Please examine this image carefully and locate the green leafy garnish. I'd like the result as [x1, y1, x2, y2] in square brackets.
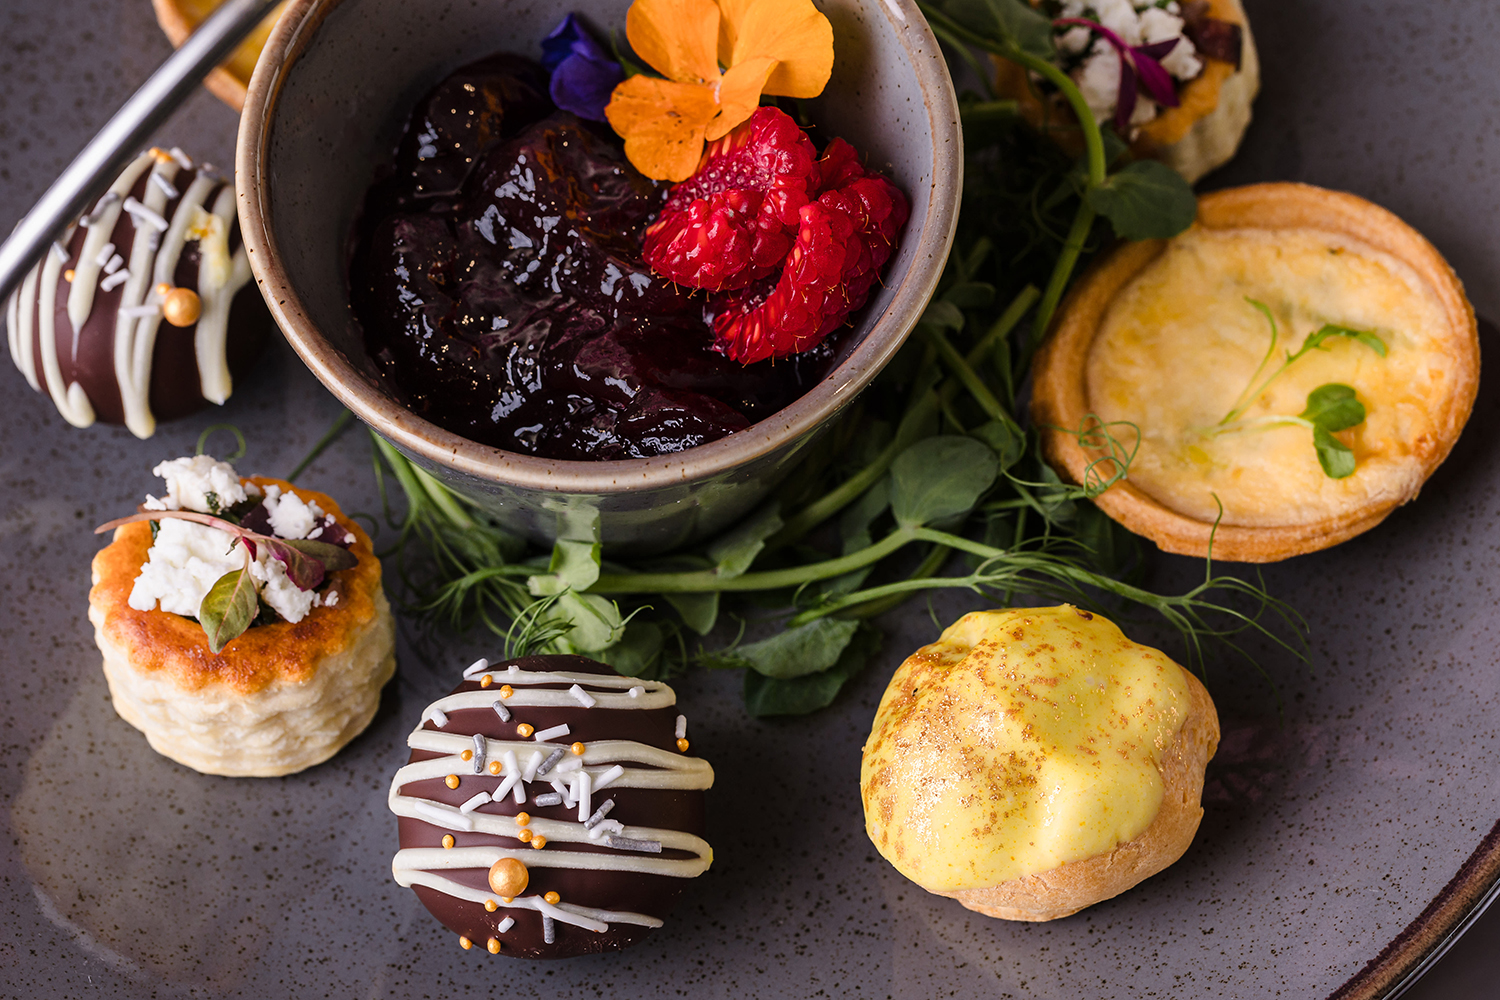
[1084, 160, 1198, 241]
[198, 551, 258, 653]
[1214, 300, 1385, 478]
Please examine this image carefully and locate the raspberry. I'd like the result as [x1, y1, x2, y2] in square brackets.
[712, 167, 909, 365]
[644, 107, 819, 289]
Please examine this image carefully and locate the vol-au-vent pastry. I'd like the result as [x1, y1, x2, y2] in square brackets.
[861, 606, 1219, 922]
[390, 655, 713, 958]
[1032, 182, 1479, 562]
[89, 455, 395, 776]
[6, 146, 267, 438]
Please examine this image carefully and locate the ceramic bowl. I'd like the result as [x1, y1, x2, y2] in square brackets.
[236, 0, 960, 551]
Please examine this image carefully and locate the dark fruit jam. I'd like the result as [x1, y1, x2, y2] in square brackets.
[349, 55, 846, 461]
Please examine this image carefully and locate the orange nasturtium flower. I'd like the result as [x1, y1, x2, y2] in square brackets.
[604, 0, 834, 181]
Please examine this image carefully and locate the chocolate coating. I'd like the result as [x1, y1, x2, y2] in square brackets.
[350, 55, 846, 460]
[18, 164, 268, 427]
[395, 655, 710, 959]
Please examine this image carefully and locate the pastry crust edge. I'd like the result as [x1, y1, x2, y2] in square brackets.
[938, 666, 1220, 922]
[1030, 182, 1481, 563]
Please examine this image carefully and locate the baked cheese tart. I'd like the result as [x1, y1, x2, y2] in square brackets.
[1032, 182, 1479, 562]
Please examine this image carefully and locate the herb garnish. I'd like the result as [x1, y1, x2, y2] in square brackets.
[95, 508, 358, 652]
[353, 0, 1305, 714]
[1211, 298, 1386, 479]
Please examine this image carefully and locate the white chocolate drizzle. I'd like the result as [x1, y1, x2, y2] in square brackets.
[389, 662, 714, 942]
[4, 149, 253, 437]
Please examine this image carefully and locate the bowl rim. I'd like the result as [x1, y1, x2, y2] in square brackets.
[235, 0, 961, 495]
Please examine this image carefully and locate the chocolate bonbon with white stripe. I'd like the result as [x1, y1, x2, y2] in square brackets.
[389, 654, 713, 958]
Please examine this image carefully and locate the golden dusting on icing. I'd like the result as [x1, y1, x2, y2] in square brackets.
[859, 606, 1191, 891]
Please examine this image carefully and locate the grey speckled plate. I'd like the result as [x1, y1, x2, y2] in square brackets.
[3, 0, 1500, 997]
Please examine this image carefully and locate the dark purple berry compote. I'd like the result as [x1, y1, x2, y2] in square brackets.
[349, 54, 845, 461]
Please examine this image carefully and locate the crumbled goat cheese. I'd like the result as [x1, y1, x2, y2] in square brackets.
[150, 455, 249, 512]
[128, 456, 336, 626]
[1140, 7, 1202, 79]
[1061, 2, 1202, 127]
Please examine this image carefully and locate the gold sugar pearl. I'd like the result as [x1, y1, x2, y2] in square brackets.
[461, 750, 473, 761]
[499, 684, 514, 699]
[63, 269, 76, 282]
[543, 891, 561, 905]
[517, 828, 533, 843]
[442, 835, 455, 849]
[161, 286, 202, 327]
[480, 674, 493, 688]
[484, 899, 498, 912]
[459, 935, 472, 950]
[487, 938, 501, 954]
[516, 723, 535, 738]
[514, 812, 531, 827]
[488, 760, 502, 775]
[570, 742, 586, 756]
[530, 835, 548, 850]
[154, 282, 172, 296]
[677, 738, 690, 752]
[501, 895, 514, 904]
[487, 856, 529, 897]
[444, 774, 460, 789]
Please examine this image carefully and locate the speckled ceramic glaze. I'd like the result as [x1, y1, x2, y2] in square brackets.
[5, 1, 1500, 998]
[235, 0, 961, 552]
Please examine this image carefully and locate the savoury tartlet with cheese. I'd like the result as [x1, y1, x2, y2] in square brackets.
[861, 606, 1218, 921]
[1032, 182, 1479, 562]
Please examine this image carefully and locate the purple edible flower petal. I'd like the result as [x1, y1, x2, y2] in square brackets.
[1054, 17, 1183, 129]
[1131, 39, 1181, 108]
[542, 13, 624, 122]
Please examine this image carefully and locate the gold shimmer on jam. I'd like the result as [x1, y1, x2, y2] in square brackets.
[389, 658, 714, 954]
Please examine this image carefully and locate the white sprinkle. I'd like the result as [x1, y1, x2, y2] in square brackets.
[587, 819, 624, 840]
[497, 917, 515, 933]
[123, 196, 169, 232]
[169, 147, 194, 170]
[118, 303, 161, 318]
[535, 747, 566, 777]
[675, 715, 687, 740]
[103, 253, 124, 274]
[491, 699, 511, 723]
[553, 756, 583, 775]
[99, 269, 130, 292]
[94, 242, 116, 267]
[471, 733, 488, 774]
[533, 792, 563, 807]
[533, 723, 571, 743]
[575, 769, 593, 822]
[512, 782, 526, 805]
[50, 241, 69, 264]
[549, 778, 569, 800]
[97, 191, 120, 211]
[427, 707, 449, 728]
[521, 750, 543, 783]
[150, 173, 180, 199]
[542, 915, 556, 945]
[413, 800, 473, 831]
[583, 799, 615, 830]
[145, 230, 160, 251]
[628, 686, 644, 698]
[568, 684, 597, 708]
[605, 835, 663, 854]
[593, 765, 626, 792]
[458, 791, 492, 814]
[463, 658, 491, 678]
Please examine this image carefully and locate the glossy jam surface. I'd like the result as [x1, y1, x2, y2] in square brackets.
[860, 606, 1192, 890]
[350, 55, 844, 460]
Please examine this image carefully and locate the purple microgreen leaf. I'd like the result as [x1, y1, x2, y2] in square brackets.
[1114, 55, 1137, 134]
[280, 538, 360, 574]
[237, 502, 274, 536]
[240, 536, 257, 560]
[95, 508, 248, 536]
[1131, 47, 1181, 108]
[199, 557, 258, 654]
[1136, 37, 1180, 62]
[260, 538, 327, 591]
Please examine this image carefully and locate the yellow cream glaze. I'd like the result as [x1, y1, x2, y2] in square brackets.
[860, 606, 1191, 892]
[1086, 227, 1459, 526]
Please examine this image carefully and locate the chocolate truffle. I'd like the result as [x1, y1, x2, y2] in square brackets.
[6, 146, 266, 438]
[389, 655, 713, 958]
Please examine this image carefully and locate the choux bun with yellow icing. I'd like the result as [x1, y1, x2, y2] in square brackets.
[860, 606, 1219, 921]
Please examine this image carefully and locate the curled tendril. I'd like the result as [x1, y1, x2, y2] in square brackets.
[195, 423, 247, 462]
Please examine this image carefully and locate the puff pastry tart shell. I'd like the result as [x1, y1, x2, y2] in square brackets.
[1031, 183, 1479, 563]
[88, 477, 396, 776]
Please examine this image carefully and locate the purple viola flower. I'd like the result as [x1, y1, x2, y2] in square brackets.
[541, 13, 625, 122]
[1055, 18, 1181, 134]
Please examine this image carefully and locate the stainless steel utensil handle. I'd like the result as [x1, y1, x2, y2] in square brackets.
[0, 0, 282, 304]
